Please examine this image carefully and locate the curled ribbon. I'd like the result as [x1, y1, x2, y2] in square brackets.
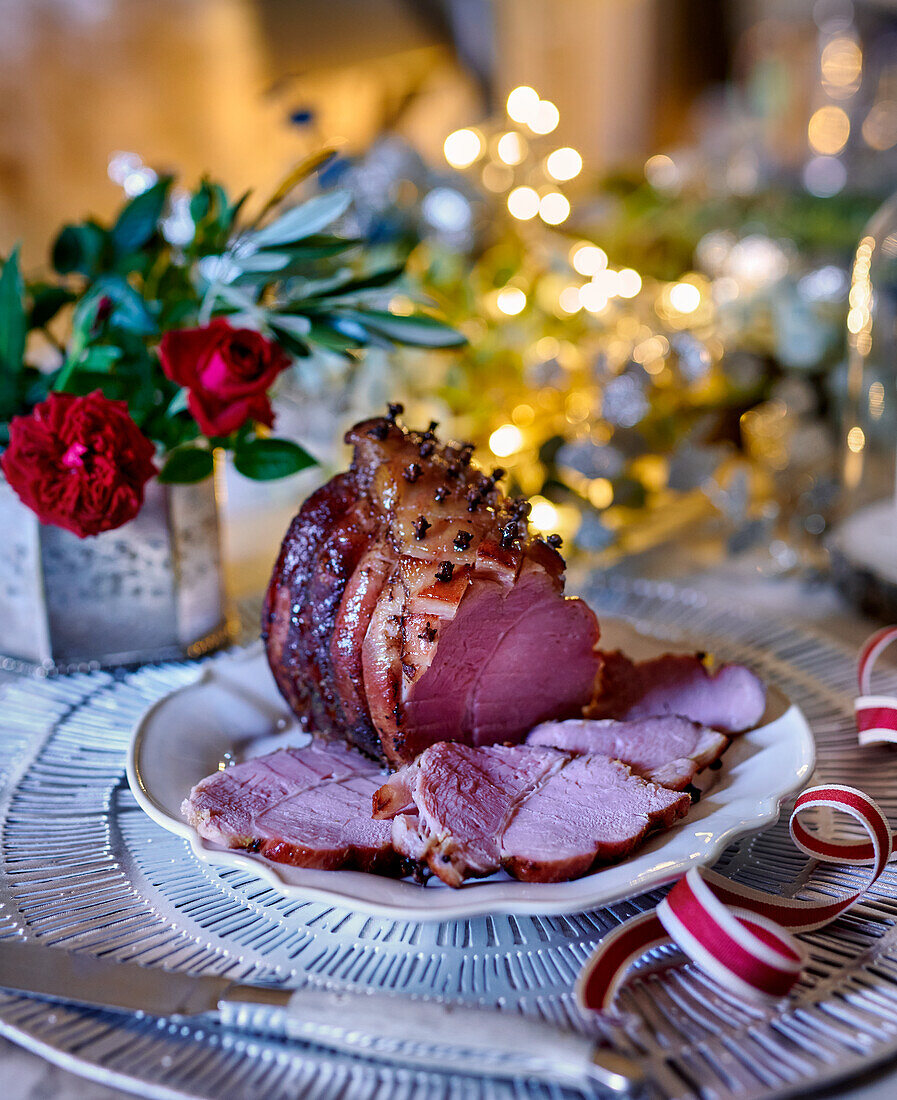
[856, 625, 897, 746]
[577, 628, 897, 1016]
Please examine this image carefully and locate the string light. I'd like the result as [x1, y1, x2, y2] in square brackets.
[507, 186, 540, 220]
[496, 287, 527, 315]
[579, 282, 609, 313]
[528, 100, 560, 135]
[497, 131, 527, 165]
[558, 286, 582, 313]
[443, 128, 483, 168]
[489, 423, 524, 456]
[669, 282, 701, 313]
[506, 86, 540, 124]
[571, 244, 607, 276]
[617, 268, 642, 298]
[808, 106, 850, 156]
[546, 147, 582, 181]
[529, 497, 560, 531]
[539, 191, 570, 224]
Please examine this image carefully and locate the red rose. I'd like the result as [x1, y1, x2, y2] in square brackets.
[158, 319, 290, 436]
[1, 390, 158, 538]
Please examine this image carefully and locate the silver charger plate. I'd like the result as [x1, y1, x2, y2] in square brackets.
[1, 577, 897, 1100]
[128, 622, 813, 921]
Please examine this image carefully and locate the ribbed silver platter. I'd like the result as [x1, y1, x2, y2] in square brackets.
[1, 578, 897, 1099]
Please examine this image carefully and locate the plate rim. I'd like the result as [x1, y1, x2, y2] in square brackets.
[126, 637, 817, 921]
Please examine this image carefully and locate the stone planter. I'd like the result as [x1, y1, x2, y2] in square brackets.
[0, 476, 231, 672]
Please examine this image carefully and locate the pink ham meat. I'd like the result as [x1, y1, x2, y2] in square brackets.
[590, 651, 767, 733]
[373, 742, 689, 886]
[181, 742, 396, 874]
[263, 408, 601, 764]
[526, 715, 729, 790]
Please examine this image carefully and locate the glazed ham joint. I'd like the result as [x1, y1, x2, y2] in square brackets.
[184, 407, 767, 888]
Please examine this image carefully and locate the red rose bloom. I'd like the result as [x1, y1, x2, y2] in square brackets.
[158, 320, 290, 436]
[1, 390, 158, 538]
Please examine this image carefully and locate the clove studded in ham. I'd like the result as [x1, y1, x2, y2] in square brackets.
[181, 741, 396, 873]
[526, 715, 729, 790]
[373, 742, 690, 886]
[263, 408, 601, 765]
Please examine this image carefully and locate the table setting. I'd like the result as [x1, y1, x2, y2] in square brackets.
[8, 3, 897, 1097]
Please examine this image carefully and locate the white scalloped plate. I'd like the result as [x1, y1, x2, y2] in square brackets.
[127, 618, 815, 920]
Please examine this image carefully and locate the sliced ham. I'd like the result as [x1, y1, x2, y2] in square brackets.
[373, 742, 690, 886]
[181, 742, 396, 874]
[590, 651, 767, 733]
[263, 408, 600, 764]
[526, 715, 729, 790]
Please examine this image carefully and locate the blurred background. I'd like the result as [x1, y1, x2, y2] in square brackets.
[3, 0, 897, 604]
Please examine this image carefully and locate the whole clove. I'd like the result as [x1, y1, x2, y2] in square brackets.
[387, 402, 404, 421]
[453, 530, 473, 552]
[434, 485, 450, 502]
[546, 533, 563, 549]
[413, 515, 432, 540]
[367, 423, 390, 440]
[403, 462, 422, 483]
[500, 522, 520, 549]
[418, 621, 437, 643]
[435, 560, 455, 583]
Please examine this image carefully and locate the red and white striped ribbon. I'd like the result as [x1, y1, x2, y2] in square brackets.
[578, 627, 897, 1016]
[856, 625, 897, 746]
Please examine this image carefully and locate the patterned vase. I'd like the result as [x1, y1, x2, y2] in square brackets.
[0, 475, 231, 672]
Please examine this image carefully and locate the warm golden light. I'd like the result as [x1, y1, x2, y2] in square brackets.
[579, 282, 609, 313]
[617, 268, 642, 298]
[571, 244, 607, 276]
[489, 423, 524, 457]
[847, 425, 866, 453]
[587, 478, 614, 509]
[528, 100, 560, 135]
[546, 147, 582, 181]
[443, 128, 483, 168]
[496, 286, 527, 315]
[590, 269, 620, 298]
[870, 380, 885, 420]
[512, 403, 535, 426]
[507, 86, 540, 123]
[645, 154, 679, 190]
[558, 286, 582, 313]
[529, 497, 560, 531]
[497, 131, 527, 165]
[862, 102, 897, 151]
[669, 282, 701, 313]
[539, 191, 570, 224]
[808, 106, 850, 155]
[507, 186, 540, 220]
[821, 36, 862, 95]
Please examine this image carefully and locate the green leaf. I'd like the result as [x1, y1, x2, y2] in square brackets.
[77, 345, 122, 372]
[165, 388, 190, 416]
[254, 148, 337, 224]
[305, 319, 365, 354]
[268, 313, 312, 338]
[233, 436, 316, 480]
[0, 248, 26, 396]
[0, 247, 26, 418]
[232, 250, 294, 274]
[340, 309, 466, 348]
[51, 222, 107, 276]
[111, 176, 173, 255]
[78, 275, 156, 336]
[250, 190, 352, 250]
[29, 284, 75, 329]
[157, 445, 214, 484]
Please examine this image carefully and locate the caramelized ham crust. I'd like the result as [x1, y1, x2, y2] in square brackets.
[263, 410, 601, 763]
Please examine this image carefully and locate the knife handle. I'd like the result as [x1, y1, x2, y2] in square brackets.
[218, 983, 642, 1094]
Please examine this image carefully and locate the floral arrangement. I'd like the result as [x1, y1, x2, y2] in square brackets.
[0, 159, 462, 537]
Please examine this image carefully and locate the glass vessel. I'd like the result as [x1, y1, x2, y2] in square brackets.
[829, 191, 897, 618]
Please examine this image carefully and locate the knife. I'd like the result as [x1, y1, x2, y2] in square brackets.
[0, 939, 643, 1094]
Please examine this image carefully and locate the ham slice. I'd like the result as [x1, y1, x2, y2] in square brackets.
[373, 742, 690, 886]
[181, 742, 396, 874]
[590, 651, 766, 733]
[526, 715, 729, 790]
